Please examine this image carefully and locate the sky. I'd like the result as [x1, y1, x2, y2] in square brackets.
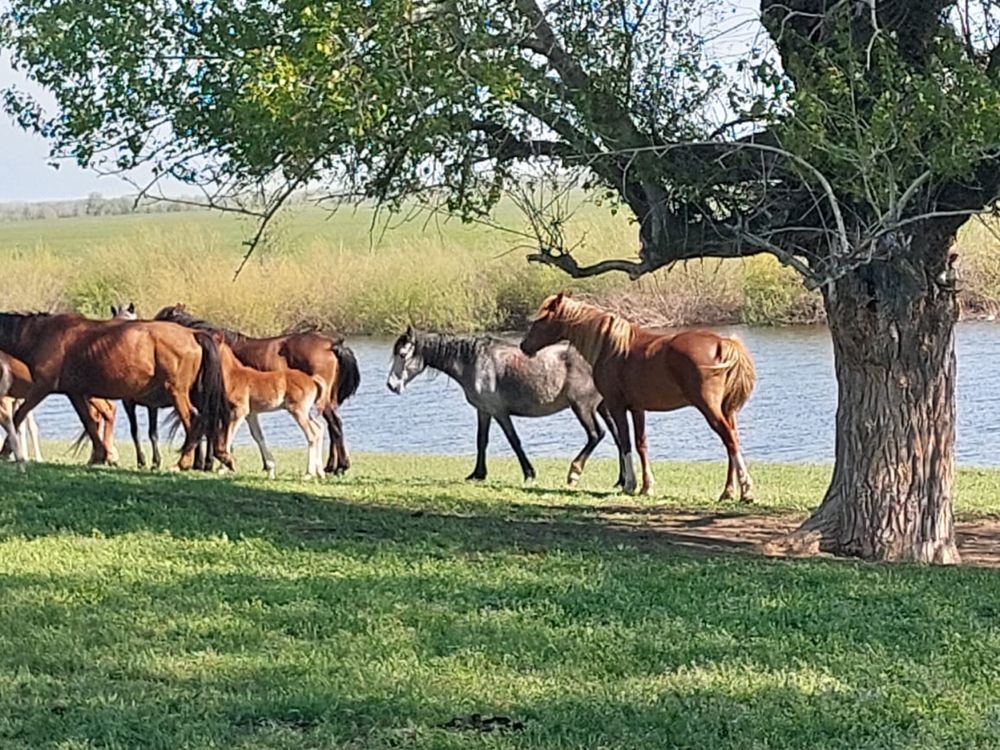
[0, 0, 764, 203]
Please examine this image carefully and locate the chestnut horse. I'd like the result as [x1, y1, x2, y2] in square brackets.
[0, 351, 119, 463]
[0, 312, 234, 471]
[214, 335, 328, 479]
[153, 305, 360, 474]
[521, 293, 756, 500]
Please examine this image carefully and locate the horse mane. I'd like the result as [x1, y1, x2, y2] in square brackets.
[546, 297, 634, 361]
[412, 331, 494, 370]
[152, 306, 248, 347]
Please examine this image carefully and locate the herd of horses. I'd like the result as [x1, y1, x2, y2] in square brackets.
[0, 293, 757, 500]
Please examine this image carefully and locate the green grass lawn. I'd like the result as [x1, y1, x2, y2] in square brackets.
[1, 451, 1000, 749]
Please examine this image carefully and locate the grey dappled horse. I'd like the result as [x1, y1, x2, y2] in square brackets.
[387, 327, 623, 486]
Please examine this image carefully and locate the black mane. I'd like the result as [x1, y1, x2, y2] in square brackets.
[0, 312, 53, 356]
[412, 331, 504, 370]
[153, 306, 248, 346]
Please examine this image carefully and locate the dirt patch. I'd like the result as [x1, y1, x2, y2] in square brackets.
[590, 505, 1000, 567]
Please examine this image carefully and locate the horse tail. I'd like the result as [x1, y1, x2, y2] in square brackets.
[719, 336, 756, 417]
[190, 331, 231, 451]
[332, 343, 361, 405]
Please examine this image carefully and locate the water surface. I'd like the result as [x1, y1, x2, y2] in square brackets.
[30, 323, 1000, 466]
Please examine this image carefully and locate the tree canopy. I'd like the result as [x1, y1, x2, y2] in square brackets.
[4, 1, 1000, 281]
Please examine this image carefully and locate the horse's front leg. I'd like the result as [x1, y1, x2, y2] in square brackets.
[148, 406, 162, 469]
[67, 394, 110, 465]
[0, 399, 24, 467]
[567, 402, 605, 486]
[26, 411, 42, 462]
[631, 408, 654, 496]
[494, 413, 535, 483]
[466, 410, 490, 481]
[123, 400, 146, 468]
[608, 405, 635, 494]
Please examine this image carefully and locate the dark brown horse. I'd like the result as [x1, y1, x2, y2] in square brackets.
[153, 305, 361, 474]
[0, 312, 234, 470]
[521, 293, 756, 500]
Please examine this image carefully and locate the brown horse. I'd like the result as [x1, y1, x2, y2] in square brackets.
[214, 335, 328, 478]
[0, 350, 119, 463]
[153, 305, 361, 474]
[0, 312, 234, 471]
[521, 293, 756, 500]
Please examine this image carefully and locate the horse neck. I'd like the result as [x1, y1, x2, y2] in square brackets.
[0, 315, 45, 363]
[415, 333, 472, 382]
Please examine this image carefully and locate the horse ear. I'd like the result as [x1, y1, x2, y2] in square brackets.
[405, 324, 414, 338]
[110, 305, 118, 317]
[127, 302, 135, 314]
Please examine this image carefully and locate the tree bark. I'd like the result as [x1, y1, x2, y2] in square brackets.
[765, 228, 961, 563]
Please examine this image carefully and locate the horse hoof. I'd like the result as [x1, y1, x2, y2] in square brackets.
[465, 474, 486, 482]
[740, 493, 755, 504]
[266, 469, 277, 480]
[567, 470, 581, 487]
[719, 491, 736, 502]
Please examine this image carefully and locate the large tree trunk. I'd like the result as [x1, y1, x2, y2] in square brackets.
[765, 229, 961, 563]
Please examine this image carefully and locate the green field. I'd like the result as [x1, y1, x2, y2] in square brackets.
[2, 450, 1000, 749]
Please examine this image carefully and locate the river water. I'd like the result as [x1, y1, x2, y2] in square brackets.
[26, 322, 1000, 466]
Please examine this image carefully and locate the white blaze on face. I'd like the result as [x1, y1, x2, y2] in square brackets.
[386, 342, 416, 393]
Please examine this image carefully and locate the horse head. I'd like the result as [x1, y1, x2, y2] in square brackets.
[386, 326, 425, 394]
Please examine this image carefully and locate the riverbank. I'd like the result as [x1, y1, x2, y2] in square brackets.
[3, 452, 1000, 748]
[2, 205, 997, 334]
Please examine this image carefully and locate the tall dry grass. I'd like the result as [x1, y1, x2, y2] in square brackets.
[2, 207, 997, 333]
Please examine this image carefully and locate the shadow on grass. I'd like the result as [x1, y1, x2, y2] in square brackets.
[2, 464, 1000, 748]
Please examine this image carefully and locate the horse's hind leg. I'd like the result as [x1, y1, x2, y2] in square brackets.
[322, 405, 339, 474]
[467, 410, 491, 481]
[247, 413, 277, 479]
[124, 400, 146, 468]
[567, 402, 605, 486]
[494, 413, 535, 483]
[697, 401, 753, 502]
[323, 405, 351, 475]
[292, 407, 323, 479]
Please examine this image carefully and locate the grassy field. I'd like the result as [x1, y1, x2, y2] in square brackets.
[2, 449, 1000, 749]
